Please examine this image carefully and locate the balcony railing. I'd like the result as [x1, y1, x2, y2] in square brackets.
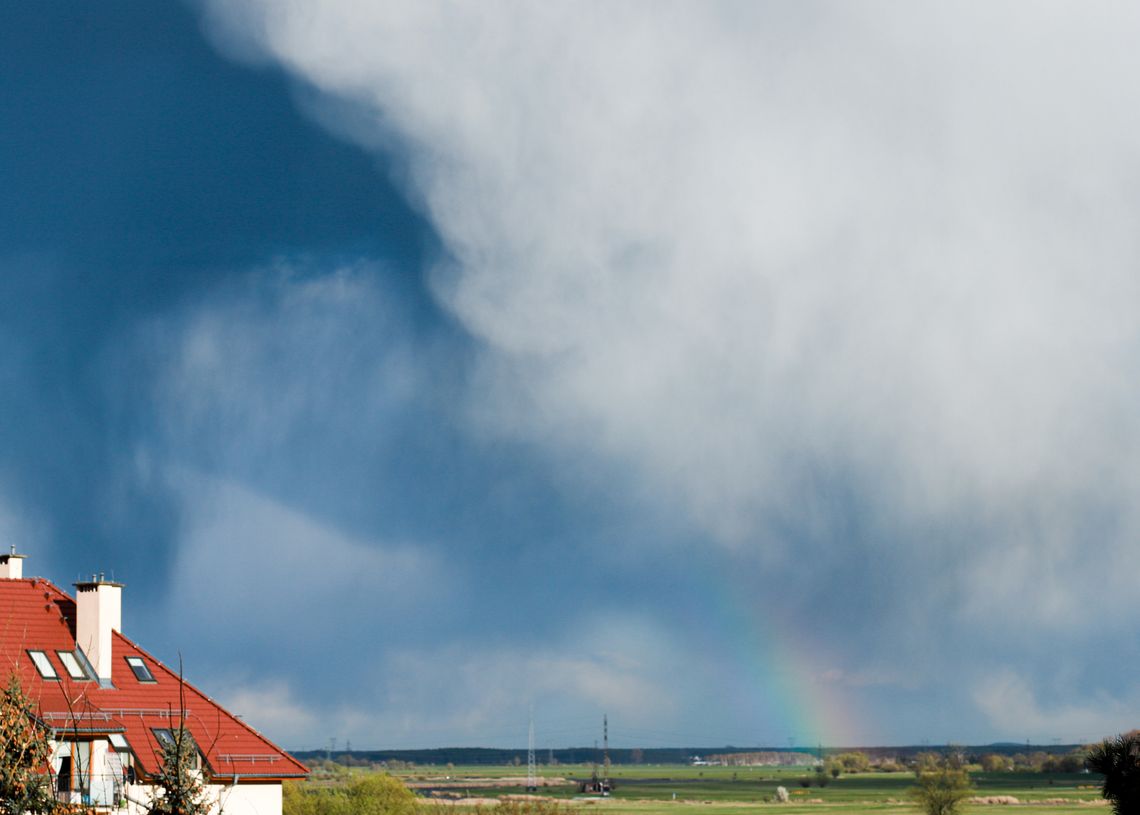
[54, 772, 124, 809]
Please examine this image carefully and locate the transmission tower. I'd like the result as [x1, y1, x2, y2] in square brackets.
[602, 714, 612, 794]
[527, 709, 537, 792]
[603, 714, 611, 787]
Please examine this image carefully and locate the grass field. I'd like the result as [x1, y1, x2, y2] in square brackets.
[381, 763, 1106, 815]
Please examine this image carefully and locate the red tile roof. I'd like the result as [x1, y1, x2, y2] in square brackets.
[0, 577, 308, 781]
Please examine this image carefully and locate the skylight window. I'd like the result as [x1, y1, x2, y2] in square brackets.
[108, 733, 131, 752]
[125, 656, 155, 682]
[28, 650, 58, 680]
[152, 728, 199, 767]
[57, 650, 92, 681]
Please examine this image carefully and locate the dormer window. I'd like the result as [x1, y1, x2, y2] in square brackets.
[28, 650, 58, 680]
[125, 656, 155, 682]
[57, 650, 93, 681]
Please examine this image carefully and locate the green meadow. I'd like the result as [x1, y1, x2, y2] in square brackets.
[383, 763, 1105, 815]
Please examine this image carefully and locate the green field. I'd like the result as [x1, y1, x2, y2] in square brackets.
[381, 763, 1106, 815]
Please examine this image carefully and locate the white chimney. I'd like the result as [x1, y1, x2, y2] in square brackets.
[0, 547, 25, 579]
[74, 574, 123, 685]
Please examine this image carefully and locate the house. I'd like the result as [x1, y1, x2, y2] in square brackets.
[0, 550, 308, 815]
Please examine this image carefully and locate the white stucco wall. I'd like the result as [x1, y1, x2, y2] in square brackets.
[121, 780, 282, 815]
[51, 739, 283, 815]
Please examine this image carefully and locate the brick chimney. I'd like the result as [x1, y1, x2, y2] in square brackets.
[74, 574, 123, 686]
[0, 546, 25, 579]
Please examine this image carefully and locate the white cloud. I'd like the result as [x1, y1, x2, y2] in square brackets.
[211, 618, 675, 749]
[147, 263, 426, 466]
[198, 1, 1140, 629]
[163, 469, 445, 635]
[195, 2, 1140, 740]
[371, 621, 676, 748]
[214, 679, 320, 748]
[974, 669, 1137, 744]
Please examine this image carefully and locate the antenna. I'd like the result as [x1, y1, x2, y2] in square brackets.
[527, 708, 537, 792]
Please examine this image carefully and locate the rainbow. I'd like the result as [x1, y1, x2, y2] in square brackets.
[700, 563, 865, 750]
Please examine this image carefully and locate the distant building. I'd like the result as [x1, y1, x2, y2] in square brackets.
[0, 550, 307, 815]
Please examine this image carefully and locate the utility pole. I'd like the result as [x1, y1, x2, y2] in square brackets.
[527, 708, 537, 792]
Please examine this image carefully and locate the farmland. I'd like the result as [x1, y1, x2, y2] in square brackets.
[353, 763, 1106, 815]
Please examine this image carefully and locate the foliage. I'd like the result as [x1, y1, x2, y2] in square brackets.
[834, 752, 871, 773]
[910, 761, 974, 815]
[0, 673, 58, 815]
[913, 752, 943, 772]
[147, 728, 207, 815]
[980, 753, 1013, 773]
[1086, 732, 1140, 815]
[284, 775, 416, 815]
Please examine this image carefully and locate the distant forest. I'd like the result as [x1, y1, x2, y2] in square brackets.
[291, 744, 1085, 767]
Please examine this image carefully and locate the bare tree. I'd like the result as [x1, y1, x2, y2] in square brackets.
[147, 662, 208, 815]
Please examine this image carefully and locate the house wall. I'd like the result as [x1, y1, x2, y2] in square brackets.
[122, 780, 282, 815]
[50, 738, 283, 815]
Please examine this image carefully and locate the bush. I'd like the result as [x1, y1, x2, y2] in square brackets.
[284, 774, 417, 815]
[910, 763, 973, 815]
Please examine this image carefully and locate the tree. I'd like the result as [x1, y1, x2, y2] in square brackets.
[0, 673, 58, 815]
[979, 754, 1012, 773]
[835, 752, 871, 773]
[147, 663, 208, 815]
[147, 728, 207, 815]
[910, 761, 973, 815]
[1086, 732, 1140, 815]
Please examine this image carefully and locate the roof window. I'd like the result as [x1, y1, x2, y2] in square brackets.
[28, 650, 58, 680]
[108, 733, 131, 752]
[57, 650, 93, 681]
[125, 656, 156, 683]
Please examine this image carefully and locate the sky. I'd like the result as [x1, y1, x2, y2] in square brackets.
[3, 0, 1140, 751]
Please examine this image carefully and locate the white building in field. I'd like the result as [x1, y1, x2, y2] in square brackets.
[0, 551, 308, 815]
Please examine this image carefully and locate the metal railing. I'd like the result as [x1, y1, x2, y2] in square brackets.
[42, 708, 192, 722]
[54, 772, 124, 809]
[216, 754, 281, 763]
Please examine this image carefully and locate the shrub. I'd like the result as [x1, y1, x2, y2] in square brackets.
[910, 763, 973, 815]
[284, 774, 417, 815]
